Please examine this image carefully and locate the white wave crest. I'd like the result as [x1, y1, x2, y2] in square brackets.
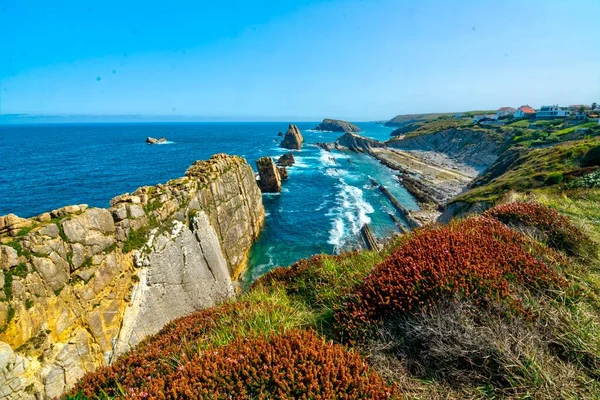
[327, 182, 374, 250]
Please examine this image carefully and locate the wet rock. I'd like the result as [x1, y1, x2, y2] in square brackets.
[279, 124, 304, 150]
[256, 157, 282, 193]
[146, 136, 166, 144]
[278, 167, 289, 180]
[277, 153, 295, 166]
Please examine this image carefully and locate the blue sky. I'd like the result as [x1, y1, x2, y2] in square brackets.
[1, 0, 599, 121]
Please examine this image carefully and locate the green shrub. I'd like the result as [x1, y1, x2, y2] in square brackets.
[545, 172, 564, 185]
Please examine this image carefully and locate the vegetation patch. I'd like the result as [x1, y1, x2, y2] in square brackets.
[456, 137, 600, 204]
[336, 217, 565, 343]
[67, 289, 395, 399]
[484, 201, 596, 258]
[2, 263, 29, 301]
[69, 330, 397, 399]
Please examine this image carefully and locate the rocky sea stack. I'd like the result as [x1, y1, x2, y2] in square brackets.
[277, 153, 295, 166]
[279, 124, 304, 150]
[146, 136, 167, 144]
[256, 157, 282, 192]
[314, 118, 361, 133]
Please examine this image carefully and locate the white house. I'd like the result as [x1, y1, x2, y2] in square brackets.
[514, 106, 536, 119]
[537, 105, 569, 119]
[496, 107, 516, 118]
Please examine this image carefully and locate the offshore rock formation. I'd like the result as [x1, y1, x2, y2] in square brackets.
[145, 136, 166, 144]
[314, 118, 361, 133]
[277, 153, 295, 167]
[0, 154, 264, 399]
[278, 167, 289, 180]
[256, 157, 282, 193]
[335, 131, 385, 153]
[279, 124, 304, 150]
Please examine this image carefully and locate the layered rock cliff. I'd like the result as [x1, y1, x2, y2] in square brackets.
[386, 129, 504, 171]
[256, 157, 282, 193]
[335, 131, 385, 153]
[0, 154, 264, 399]
[279, 124, 304, 150]
[314, 118, 361, 133]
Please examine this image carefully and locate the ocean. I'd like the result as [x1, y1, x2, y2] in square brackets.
[0, 122, 418, 281]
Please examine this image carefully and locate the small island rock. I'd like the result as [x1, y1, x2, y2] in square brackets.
[277, 153, 295, 166]
[146, 136, 167, 145]
[313, 118, 361, 133]
[279, 124, 304, 150]
[256, 157, 282, 193]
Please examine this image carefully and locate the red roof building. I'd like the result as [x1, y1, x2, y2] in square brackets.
[514, 105, 536, 119]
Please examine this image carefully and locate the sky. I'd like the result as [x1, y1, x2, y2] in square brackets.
[0, 0, 599, 121]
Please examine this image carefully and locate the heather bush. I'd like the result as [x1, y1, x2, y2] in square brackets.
[336, 217, 566, 343]
[484, 201, 595, 258]
[69, 330, 398, 399]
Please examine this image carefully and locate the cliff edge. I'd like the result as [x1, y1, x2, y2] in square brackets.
[0, 154, 264, 399]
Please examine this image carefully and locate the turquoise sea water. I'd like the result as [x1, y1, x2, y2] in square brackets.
[0, 122, 417, 281]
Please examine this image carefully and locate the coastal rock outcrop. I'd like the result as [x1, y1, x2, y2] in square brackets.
[146, 136, 166, 144]
[278, 167, 289, 180]
[277, 153, 295, 166]
[279, 124, 304, 150]
[314, 118, 361, 133]
[386, 129, 503, 171]
[335, 131, 385, 153]
[256, 157, 282, 193]
[0, 154, 264, 399]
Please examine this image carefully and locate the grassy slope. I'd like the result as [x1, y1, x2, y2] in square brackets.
[455, 137, 600, 204]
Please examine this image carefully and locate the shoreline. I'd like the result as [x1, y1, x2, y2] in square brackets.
[370, 147, 476, 224]
[329, 138, 478, 225]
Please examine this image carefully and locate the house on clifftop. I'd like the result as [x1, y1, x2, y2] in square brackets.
[537, 105, 569, 119]
[514, 105, 536, 119]
[496, 107, 516, 118]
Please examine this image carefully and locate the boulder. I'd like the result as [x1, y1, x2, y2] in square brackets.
[278, 167, 289, 180]
[277, 153, 295, 166]
[279, 124, 304, 150]
[0, 214, 31, 237]
[313, 118, 361, 133]
[256, 157, 282, 193]
[0, 245, 18, 271]
[146, 137, 167, 145]
[62, 209, 116, 243]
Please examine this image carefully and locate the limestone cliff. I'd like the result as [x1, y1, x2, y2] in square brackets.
[386, 129, 503, 171]
[0, 154, 264, 399]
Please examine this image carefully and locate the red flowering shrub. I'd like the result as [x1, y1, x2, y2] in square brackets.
[483, 201, 594, 257]
[69, 330, 398, 399]
[337, 217, 565, 342]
